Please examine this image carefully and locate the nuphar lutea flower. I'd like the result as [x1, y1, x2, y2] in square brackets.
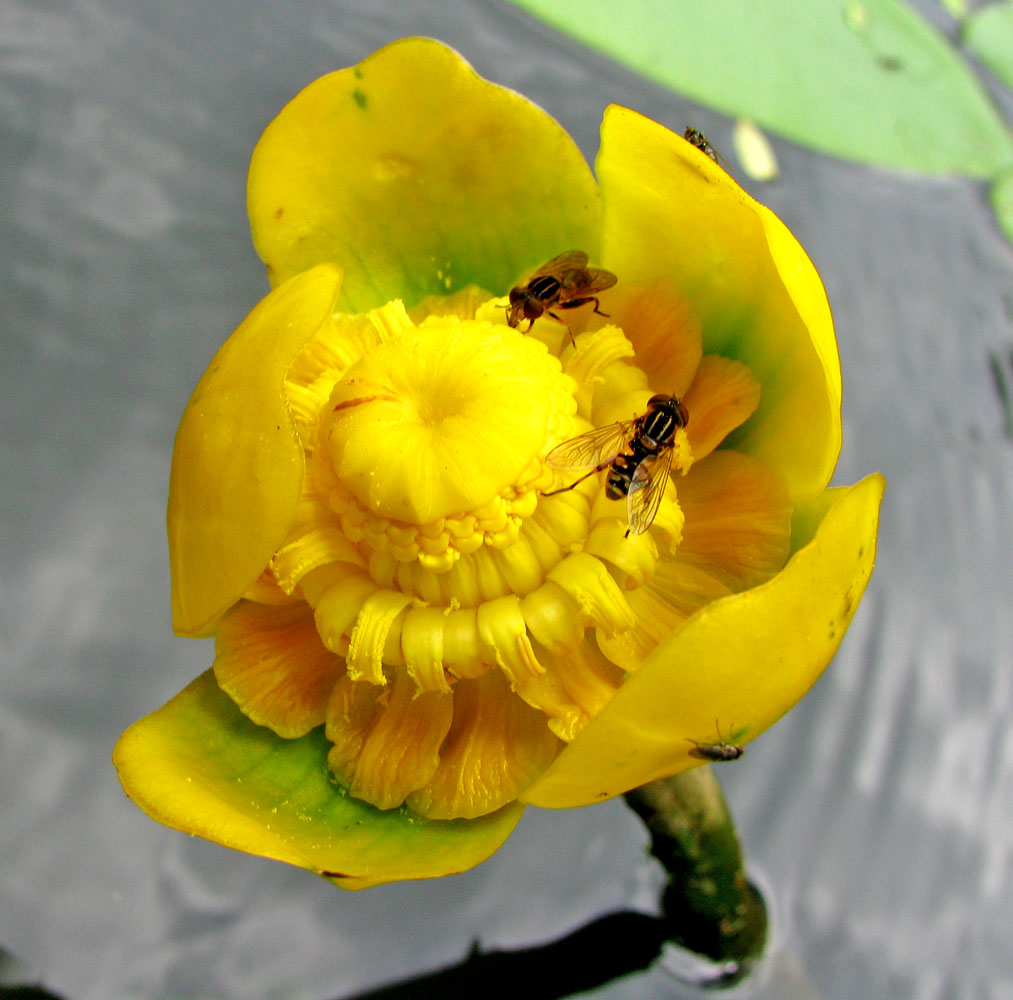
[114, 38, 884, 888]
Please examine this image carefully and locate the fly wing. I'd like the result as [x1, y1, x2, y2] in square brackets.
[577, 267, 618, 294]
[544, 420, 635, 471]
[626, 446, 676, 535]
[531, 250, 589, 278]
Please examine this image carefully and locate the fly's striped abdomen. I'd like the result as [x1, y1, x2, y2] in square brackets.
[605, 441, 651, 499]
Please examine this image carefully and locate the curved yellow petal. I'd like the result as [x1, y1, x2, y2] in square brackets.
[673, 450, 792, 592]
[114, 672, 521, 889]
[549, 640, 625, 722]
[168, 264, 343, 637]
[521, 473, 885, 809]
[213, 601, 343, 739]
[596, 106, 841, 497]
[326, 669, 454, 811]
[596, 278, 703, 397]
[682, 356, 762, 463]
[248, 37, 600, 310]
[595, 582, 691, 673]
[406, 671, 560, 820]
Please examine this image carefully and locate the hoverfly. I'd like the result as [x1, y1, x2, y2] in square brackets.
[542, 394, 688, 537]
[507, 250, 617, 341]
[683, 126, 729, 169]
[686, 722, 745, 762]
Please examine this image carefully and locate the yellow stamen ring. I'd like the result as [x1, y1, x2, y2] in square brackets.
[279, 296, 698, 706]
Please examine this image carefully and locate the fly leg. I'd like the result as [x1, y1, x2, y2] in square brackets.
[557, 296, 610, 319]
[544, 310, 577, 347]
[541, 464, 608, 497]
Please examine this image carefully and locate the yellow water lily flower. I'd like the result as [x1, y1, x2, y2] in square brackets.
[114, 37, 884, 888]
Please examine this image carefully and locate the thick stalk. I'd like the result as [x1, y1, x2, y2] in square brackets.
[624, 765, 767, 974]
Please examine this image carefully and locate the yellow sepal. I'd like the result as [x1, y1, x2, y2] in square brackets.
[168, 264, 342, 636]
[248, 37, 600, 311]
[596, 106, 842, 497]
[113, 671, 522, 888]
[521, 473, 885, 808]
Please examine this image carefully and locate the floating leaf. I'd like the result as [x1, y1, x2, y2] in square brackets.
[507, 0, 1013, 176]
[963, 1, 1013, 90]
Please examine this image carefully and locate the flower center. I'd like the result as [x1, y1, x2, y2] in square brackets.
[305, 305, 576, 577]
[318, 313, 566, 525]
[274, 293, 679, 720]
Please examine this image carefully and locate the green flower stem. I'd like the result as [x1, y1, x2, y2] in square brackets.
[624, 766, 767, 972]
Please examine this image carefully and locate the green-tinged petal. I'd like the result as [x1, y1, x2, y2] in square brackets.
[597, 106, 842, 497]
[113, 672, 523, 889]
[248, 37, 600, 310]
[521, 473, 885, 809]
[168, 265, 342, 637]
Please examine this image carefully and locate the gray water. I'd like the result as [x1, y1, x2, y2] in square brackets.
[1, 2, 1011, 998]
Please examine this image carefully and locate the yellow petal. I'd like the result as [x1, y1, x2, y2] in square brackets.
[593, 587, 678, 673]
[550, 640, 625, 722]
[407, 671, 560, 819]
[599, 278, 703, 397]
[682, 355, 762, 462]
[213, 601, 343, 739]
[476, 596, 582, 740]
[597, 106, 841, 497]
[168, 264, 343, 636]
[248, 38, 600, 310]
[647, 560, 734, 618]
[673, 450, 792, 591]
[326, 669, 454, 811]
[321, 672, 381, 773]
[521, 473, 885, 808]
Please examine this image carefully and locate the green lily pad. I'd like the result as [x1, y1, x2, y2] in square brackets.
[963, 1, 1013, 90]
[113, 671, 523, 888]
[507, 0, 1013, 176]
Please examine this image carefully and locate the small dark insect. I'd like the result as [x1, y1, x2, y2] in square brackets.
[687, 722, 745, 762]
[507, 250, 617, 342]
[541, 393, 689, 537]
[683, 126, 729, 169]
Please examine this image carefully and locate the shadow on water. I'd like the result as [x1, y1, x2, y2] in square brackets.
[335, 910, 672, 1000]
[2, 913, 680, 1000]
